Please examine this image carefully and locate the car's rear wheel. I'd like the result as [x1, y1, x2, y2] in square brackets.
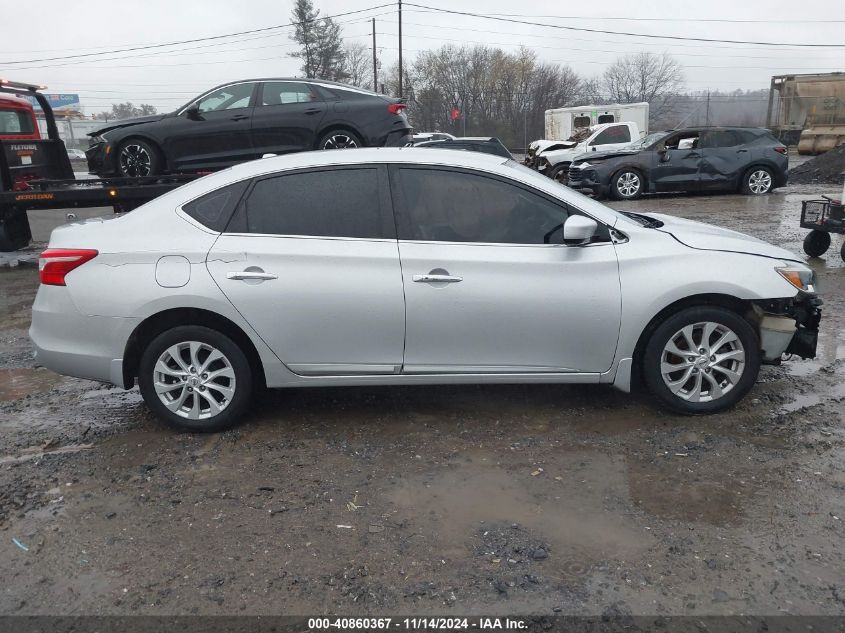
[548, 162, 570, 184]
[643, 307, 760, 415]
[742, 167, 773, 195]
[116, 139, 161, 177]
[803, 230, 831, 257]
[138, 326, 252, 432]
[611, 169, 644, 200]
[318, 129, 363, 150]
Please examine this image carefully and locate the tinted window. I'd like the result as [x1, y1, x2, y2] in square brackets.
[230, 169, 384, 239]
[260, 82, 318, 106]
[182, 180, 249, 231]
[395, 168, 570, 244]
[0, 110, 33, 135]
[592, 125, 631, 145]
[573, 116, 591, 129]
[700, 130, 745, 148]
[597, 114, 615, 124]
[196, 83, 255, 112]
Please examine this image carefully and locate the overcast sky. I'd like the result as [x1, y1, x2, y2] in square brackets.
[2, 0, 843, 114]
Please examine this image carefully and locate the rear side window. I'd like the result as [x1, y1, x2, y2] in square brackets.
[0, 110, 34, 135]
[700, 130, 745, 148]
[260, 82, 318, 105]
[182, 180, 249, 231]
[592, 125, 631, 145]
[228, 168, 385, 239]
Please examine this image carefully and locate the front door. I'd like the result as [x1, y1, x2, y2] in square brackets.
[650, 130, 702, 193]
[206, 166, 405, 376]
[250, 81, 327, 155]
[167, 82, 258, 171]
[390, 166, 622, 375]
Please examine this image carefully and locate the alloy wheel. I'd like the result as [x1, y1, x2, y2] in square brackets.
[153, 341, 236, 420]
[660, 321, 746, 403]
[748, 169, 772, 194]
[616, 172, 641, 197]
[321, 134, 359, 150]
[119, 144, 152, 177]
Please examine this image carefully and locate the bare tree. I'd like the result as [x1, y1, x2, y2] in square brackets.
[94, 102, 157, 121]
[343, 42, 372, 89]
[602, 52, 684, 121]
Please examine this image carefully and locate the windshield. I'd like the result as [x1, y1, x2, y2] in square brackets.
[628, 131, 669, 150]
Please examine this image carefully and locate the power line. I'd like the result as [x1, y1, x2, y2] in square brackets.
[0, 3, 395, 65]
[483, 11, 845, 24]
[403, 3, 845, 47]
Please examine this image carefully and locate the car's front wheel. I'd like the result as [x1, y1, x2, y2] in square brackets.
[116, 139, 162, 177]
[548, 162, 570, 184]
[643, 307, 760, 414]
[742, 167, 774, 195]
[138, 325, 253, 432]
[318, 129, 363, 150]
[611, 169, 644, 200]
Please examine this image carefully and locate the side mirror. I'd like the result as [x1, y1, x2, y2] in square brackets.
[185, 104, 201, 119]
[591, 146, 597, 151]
[657, 148, 670, 162]
[563, 215, 598, 246]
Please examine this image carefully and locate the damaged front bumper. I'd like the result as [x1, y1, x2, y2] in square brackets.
[752, 292, 822, 363]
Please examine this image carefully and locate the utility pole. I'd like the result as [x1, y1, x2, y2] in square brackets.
[398, 0, 403, 97]
[705, 91, 711, 127]
[372, 18, 378, 92]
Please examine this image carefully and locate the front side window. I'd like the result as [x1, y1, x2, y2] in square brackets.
[395, 168, 571, 245]
[0, 110, 33, 135]
[195, 83, 256, 113]
[260, 82, 318, 106]
[592, 125, 631, 146]
[228, 168, 384, 239]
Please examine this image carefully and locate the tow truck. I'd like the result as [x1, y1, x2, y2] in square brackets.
[0, 79, 202, 251]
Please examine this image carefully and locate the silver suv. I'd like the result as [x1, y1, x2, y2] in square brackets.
[30, 149, 820, 432]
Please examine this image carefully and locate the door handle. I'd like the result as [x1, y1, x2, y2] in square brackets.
[413, 274, 462, 283]
[304, 108, 323, 115]
[736, 149, 749, 153]
[230, 114, 249, 121]
[226, 271, 277, 281]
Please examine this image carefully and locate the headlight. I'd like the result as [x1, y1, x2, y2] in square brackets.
[776, 265, 816, 292]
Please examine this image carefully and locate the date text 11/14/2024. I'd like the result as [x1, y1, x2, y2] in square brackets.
[307, 618, 528, 630]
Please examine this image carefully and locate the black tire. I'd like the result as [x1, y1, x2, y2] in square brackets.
[643, 307, 760, 415]
[741, 166, 774, 195]
[803, 230, 831, 258]
[610, 169, 644, 200]
[548, 162, 570, 184]
[138, 325, 253, 432]
[317, 129, 363, 150]
[116, 138, 162, 177]
[841, 239, 845, 263]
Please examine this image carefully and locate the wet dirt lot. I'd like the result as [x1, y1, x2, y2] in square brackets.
[1, 186, 844, 617]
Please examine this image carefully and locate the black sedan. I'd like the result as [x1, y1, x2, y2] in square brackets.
[567, 127, 788, 200]
[86, 79, 412, 177]
[413, 137, 513, 159]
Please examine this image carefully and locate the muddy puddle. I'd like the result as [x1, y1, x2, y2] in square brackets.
[0, 367, 64, 401]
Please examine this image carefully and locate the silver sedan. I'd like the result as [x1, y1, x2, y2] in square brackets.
[30, 148, 820, 431]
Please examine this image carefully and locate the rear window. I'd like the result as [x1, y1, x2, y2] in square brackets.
[182, 180, 249, 232]
[597, 114, 615, 124]
[573, 115, 591, 129]
[0, 109, 34, 135]
[227, 168, 387, 239]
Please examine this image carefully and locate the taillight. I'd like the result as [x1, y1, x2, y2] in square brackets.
[774, 146, 788, 155]
[387, 103, 407, 115]
[38, 249, 98, 286]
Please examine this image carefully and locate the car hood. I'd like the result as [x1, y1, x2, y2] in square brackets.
[88, 114, 167, 137]
[574, 148, 641, 164]
[646, 213, 803, 262]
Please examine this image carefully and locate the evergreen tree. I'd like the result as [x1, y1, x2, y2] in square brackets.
[289, 0, 347, 81]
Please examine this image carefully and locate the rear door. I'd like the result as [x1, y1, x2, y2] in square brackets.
[699, 129, 749, 191]
[205, 165, 405, 376]
[250, 81, 327, 155]
[650, 130, 702, 193]
[167, 82, 258, 171]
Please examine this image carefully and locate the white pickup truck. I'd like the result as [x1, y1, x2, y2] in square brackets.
[534, 121, 644, 182]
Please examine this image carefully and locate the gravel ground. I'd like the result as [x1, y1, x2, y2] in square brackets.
[1, 184, 844, 617]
